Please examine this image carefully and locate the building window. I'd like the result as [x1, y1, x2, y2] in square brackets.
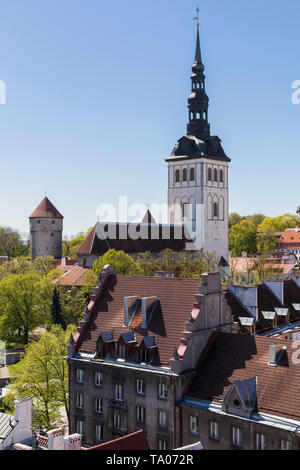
[210, 421, 220, 440]
[136, 379, 145, 395]
[95, 424, 103, 442]
[76, 420, 83, 435]
[52, 220, 55, 224]
[95, 397, 103, 414]
[183, 168, 187, 182]
[50, 233, 54, 237]
[76, 368, 84, 384]
[113, 412, 121, 430]
[136, 406, 145, 424]
[207, 168, 212, 181]
[76, 393, 84, 409]
[256, 433, 266, 450]
[189, 416, 198, 435]
[281, 439, 292, 450]
[190, 167, 195, 181]
[139, 349, 148, 364]
[158, 439, 167, 450]
[115, 384, 123, 401]
[214, 168, 218, 182]
[95, 371, 103, 387]
[220, 169, 224, 183]
[118, 344, 126, 360]
[158, 383, 168, 399]
[213, 202, 218, 218]
[232, 427, 242, 447]
[38, 220, 40, 224]
[175, 169, 180, 183]
[159, 410, 167, 429]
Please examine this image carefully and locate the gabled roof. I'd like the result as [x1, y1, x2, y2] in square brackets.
[76, 222, 191, 256]
[29, 197, 63, 219]
[0, 412, 18, 444]
[76, 275, 201, 367]
[85, 430, 150, 451]
[185, 332, 300, 421]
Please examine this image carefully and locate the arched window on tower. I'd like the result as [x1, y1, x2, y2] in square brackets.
[175, 169, 180, 183]
[214, 169, 218, 182]
[213, 202, 218, 218]
[190, 167, 195, 181]
[183, 168, 187, 182]
[207, 168, 212, 181]
[220, 169, 224, 183]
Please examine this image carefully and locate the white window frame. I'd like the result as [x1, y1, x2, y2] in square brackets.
[113, 412, 121, 430]
[136, 379, 145, 395]
[95, 371, 103, 387]
[189, 415, 198, 435]
[118, 344, 126, 360]
[281, 439, 292, 450]
[95, 397, 103, 414]
[136, 405, 145, 423]
[159, 410, 167, 429]
[115, 384, 123, 401]
[158, 382, 168, 399]
[76, 393, 84, 409]
[256, 432, 266, 450]
[210, 421, 219, 440]
[76, 420, 83, 435]
[232, 427, 242, 447]
[158, 439, 167, 450]
[139, 349, 148, 364]
[95, 424, 103, 442]
[76, 368, 84, 384]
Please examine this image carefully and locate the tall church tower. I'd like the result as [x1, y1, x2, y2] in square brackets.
[29, 197, 63, 260]
[166, 14, 230, 263]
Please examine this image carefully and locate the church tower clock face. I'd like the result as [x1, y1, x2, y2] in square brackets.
[165, 16, 230, 266]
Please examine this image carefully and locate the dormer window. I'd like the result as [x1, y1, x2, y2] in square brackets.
[118, 344, 126, 360]
[139, 349, 148, 364]
[233, 399, 241, 408]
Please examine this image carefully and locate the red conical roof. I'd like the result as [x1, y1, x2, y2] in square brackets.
[29, 197, 63, 219]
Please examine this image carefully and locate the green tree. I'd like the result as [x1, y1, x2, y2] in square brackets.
[93, 249, 141, 276]
[58, 286, 88, 325]
[229, 213, 242, 228]
[51, 287, 66, 330]
[257, 213, 299, 253]
[9, 325, 74, 430]
[229, 220, 257, 256]
[0, 273, 52, 344]
[246, 213, 266, 230]
[0, 227, 29, 258]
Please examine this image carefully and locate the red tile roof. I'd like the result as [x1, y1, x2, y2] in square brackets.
[76, 274, 201, 367]
[278, 229, 300, 243]
[186, 332, 300, 421]
[84, 430, 150, 451]
[29, 197, 63, 219]
[55, 266, 90, 286]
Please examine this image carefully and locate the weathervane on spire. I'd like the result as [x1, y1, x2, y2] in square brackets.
[193, 6, 200, 28]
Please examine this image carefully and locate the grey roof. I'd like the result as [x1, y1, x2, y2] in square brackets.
[234, 377, 257, 409]
[119, 332, 136, 343]
[275, 308, 289, 316]
[166, 135, 230, 163]
[98, 331, 113, 343]
[292, 304, 300, 312]
[262, 311, 276, 320]
[0, 412, 17, 444]
[142, 336, 156, 348]
[239, 317, 254, 326]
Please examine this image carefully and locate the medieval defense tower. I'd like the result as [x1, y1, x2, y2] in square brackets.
[29, 197, 63, 260]
[166, 12, 230, 263]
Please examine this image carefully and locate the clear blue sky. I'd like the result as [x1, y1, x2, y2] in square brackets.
[0, 0, 299, 238]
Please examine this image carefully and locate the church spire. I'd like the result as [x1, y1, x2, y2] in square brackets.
[187, 8, 210, 140]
